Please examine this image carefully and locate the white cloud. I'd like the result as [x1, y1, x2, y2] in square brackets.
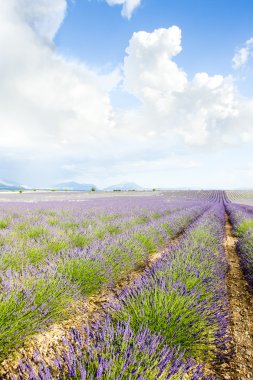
[124, 26, 187, 101]
[0, 0, 120, 158]
[105, 0, 141, 19]
[123, 26, 253, 147]
[2, 0, 67, 42]
[232, 37, 253, 69]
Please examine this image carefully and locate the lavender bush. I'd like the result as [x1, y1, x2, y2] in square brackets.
[16, 319, 204, 380]
[112, 204, 229, 360]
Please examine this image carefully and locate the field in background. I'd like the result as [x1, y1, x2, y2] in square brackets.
[226, 190, 253, 205]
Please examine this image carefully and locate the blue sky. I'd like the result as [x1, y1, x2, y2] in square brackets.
[1, 0, 253, 188]
[56, 0, 253, 80]
[55, 0, 253, 104]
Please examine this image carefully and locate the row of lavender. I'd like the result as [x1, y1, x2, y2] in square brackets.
[16, 203, 229, 379]
[0, 197, 207, 361]
[0, 197, 198, 271]
[226, 202, 253, 287]
[225, 190, 253, 205]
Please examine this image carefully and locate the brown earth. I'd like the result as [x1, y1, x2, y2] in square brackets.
[219, 216, 253, 380]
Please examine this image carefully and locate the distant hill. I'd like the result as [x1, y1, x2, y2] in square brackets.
[55, 182, 96, 191]
[0, 180, 143, 192]
[103, 182, 143, 191]
[0, 180, 27, 191]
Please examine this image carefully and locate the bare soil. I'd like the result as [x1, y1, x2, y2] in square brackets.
[220, 216, 253, 379]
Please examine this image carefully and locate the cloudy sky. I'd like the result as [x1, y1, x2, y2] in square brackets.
[1, 0, 253, 189]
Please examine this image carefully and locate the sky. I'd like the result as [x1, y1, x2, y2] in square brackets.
[1, 0, 253, 189]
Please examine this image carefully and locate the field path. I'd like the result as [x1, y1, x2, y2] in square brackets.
[0, 231, 186, 379]
[222, 215, 253, 379]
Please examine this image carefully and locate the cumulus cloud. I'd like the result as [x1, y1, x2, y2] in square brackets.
[105, 0, 141, 19]
[123, 26, 253, 147]
[124, 26, 187, 101]
[232, 37, 253, 69]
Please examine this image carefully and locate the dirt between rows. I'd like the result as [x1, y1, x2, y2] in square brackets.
[219, 216, 253, 380]
[0, 235, 182, 379]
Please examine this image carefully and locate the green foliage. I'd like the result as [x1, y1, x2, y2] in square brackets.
[115, 283, 213, 358]
[0, 236, 9, 248]
[133, 228, 163, 254]
[161, 223, 173, 236]
[46, 240, 68, 254]
[69, 232, 89, 248]
[47, 217, 59, 226]
[0, 220, 8, 229]
[60, 258, 107, 295]
[236, 219, 253, 237]
[150, 212, 161, 219]
[0, 277, 74, 360]
[44, 210, 57, 216]
[62, 221, 79, 230]
[0, 253, 23, 271]
[106, 225, 121, 235]
[16, 221, 27, 231]
[25, 247, 47, 265]
[93, 227, 107, 239]
[131, 216, 149, 225]
[99, 214, 119, 222]
[94, 225, 121, 239]
[25, 226, 48, 241]
[133, 233, 157, 254]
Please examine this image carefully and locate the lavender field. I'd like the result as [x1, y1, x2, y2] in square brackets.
[0, 191, 252, 379]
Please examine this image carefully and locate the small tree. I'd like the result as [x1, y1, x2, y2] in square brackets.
[91, 187, 96, 192]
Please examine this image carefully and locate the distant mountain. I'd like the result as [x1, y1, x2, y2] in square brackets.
[55, 182, 96, 191]
[103, 182, 143, 191]
[0, 180, 29, 191]
[0, 180, 143, 192]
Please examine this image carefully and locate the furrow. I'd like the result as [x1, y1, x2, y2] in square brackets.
[221, 215, 253, 380]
